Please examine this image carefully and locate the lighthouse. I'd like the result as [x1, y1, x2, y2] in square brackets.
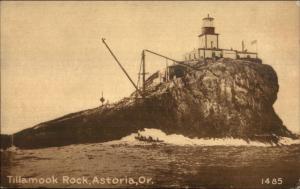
[198, 14, 219, 49]
[184, 14, 258, 62]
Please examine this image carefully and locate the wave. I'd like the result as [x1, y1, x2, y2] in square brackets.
[107, 128, 300, 147]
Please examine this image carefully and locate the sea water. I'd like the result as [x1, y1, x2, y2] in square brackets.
[1, 129, 300, 188]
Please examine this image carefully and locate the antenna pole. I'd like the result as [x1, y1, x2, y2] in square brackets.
[101, 38, 142, 96]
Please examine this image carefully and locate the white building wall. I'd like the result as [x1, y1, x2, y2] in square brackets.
[199, 35, 218, 48]
[199, 37, 205, 48]
[213, 50, 222, 57]
[238, 53, 257, 58]
[204, 50, 213, 58]
[185, 49, 257, 61]
[238, 53, 248, 58]
[206, 35, 218, 48]
[223, 50, 237, 59]
[199, 49, 222, 58]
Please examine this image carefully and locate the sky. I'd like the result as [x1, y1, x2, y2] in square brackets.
[1, 1, 299, 134]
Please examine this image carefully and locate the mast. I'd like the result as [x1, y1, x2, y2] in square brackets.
[142, 50, 146, 94]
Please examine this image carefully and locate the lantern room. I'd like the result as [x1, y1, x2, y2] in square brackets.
[198, 14, 219, 49]
[202, 14, 215, 34]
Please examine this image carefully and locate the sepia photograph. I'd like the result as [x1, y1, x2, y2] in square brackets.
[1, 1, 300, 188]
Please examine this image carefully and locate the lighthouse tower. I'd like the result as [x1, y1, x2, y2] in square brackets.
[198, 14, 219, 49]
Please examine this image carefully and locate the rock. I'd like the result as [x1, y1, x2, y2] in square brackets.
[8, 59, 297, 149]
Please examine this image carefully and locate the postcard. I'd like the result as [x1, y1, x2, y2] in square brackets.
[1, 1, 300, 188]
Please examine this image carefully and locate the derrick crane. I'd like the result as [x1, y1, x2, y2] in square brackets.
[139, 49, 199, 93]
[101, 38, 143, 97]
[102, 38, 198, 98]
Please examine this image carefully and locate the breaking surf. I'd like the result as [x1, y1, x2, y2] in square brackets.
[107, 128, 300, 147]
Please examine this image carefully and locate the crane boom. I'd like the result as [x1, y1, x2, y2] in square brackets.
[101, 38, 142, 96]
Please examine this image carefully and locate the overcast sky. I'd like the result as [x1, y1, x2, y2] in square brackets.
[1, 1, 299, 134]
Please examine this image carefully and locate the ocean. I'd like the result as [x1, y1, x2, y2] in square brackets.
[1, 129, 300, 189]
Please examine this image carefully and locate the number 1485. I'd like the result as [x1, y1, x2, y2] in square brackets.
[261, 178, 283, 185]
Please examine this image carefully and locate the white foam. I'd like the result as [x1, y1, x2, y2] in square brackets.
[112, 128, 300, 147]
[277, 137, 300, 145]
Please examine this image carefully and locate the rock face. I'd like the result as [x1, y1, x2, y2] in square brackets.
[8, 59, 296, 149]
[158, 59, 290, 139]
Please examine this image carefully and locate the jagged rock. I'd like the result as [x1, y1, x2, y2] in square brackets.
[4, 59, 296, 149]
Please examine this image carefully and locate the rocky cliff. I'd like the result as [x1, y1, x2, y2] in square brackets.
[5, 58, 297, 149]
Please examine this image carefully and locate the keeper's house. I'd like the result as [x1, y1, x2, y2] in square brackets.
[184, 15, 258, 61]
